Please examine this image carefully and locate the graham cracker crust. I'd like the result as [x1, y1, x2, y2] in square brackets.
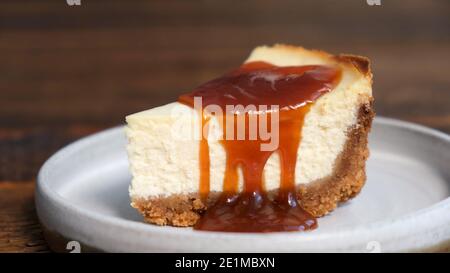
[132, 102, 375, 227]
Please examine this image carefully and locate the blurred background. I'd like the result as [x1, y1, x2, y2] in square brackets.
[0, 0, 449, 252]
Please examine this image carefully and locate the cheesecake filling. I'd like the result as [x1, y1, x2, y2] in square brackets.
[178, 61, 342, 232]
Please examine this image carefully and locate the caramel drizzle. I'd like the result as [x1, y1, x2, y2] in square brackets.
[179, 61, 342, 232]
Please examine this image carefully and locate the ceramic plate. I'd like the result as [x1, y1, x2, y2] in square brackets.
[36, 117, 450, 252]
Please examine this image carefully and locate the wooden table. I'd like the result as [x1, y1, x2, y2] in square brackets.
[1, 0, 449, 252]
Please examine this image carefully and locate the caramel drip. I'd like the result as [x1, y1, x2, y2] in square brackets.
[198, 112, 210, 200]
[179, 61, 342, 232]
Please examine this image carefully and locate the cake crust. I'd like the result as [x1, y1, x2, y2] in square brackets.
[131, 102, 375, 227]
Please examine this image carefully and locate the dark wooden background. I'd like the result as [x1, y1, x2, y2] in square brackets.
[1, 0, 449, 252]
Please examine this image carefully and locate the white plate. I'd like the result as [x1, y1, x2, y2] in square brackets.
[35, 117, 450, 253]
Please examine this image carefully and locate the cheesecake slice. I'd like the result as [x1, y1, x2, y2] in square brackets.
[126, 44, 374, 230]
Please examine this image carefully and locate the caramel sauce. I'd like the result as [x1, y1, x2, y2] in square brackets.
[178, 61, 342, 232]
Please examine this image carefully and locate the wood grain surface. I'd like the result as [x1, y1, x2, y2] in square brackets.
[1, 0, 449, 252]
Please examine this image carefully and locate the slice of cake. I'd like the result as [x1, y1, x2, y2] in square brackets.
[126, 44, 374, 232]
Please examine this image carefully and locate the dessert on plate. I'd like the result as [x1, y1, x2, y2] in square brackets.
[125, 44, 374, 232]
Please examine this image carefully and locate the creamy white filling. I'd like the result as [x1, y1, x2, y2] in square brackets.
[126, 46, 372, 198]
